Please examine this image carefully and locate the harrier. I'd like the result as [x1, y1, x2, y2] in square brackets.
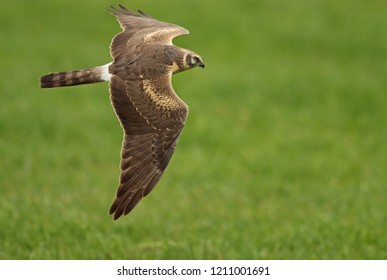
[40, 4, 205, 220]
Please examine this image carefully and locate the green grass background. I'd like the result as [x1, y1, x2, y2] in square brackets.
[1, 0, 386, 259]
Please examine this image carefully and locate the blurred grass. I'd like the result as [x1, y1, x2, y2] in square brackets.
[1, 0, 386, 259]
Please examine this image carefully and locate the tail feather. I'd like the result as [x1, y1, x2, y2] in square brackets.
[40, 63, 112, 88]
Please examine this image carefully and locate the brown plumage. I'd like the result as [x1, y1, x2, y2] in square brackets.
[40, 4, 205, 220]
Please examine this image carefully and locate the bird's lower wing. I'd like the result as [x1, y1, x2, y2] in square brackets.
[109, 74, 188, 220]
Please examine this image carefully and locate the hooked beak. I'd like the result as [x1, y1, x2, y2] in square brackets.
[198, 61, 205, 69]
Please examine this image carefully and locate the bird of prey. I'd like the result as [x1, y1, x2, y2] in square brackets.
[40, 4, 205, 220]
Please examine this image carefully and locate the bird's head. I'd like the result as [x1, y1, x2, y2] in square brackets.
[173, 49, 205, 74]
[185, 52, 205, 69]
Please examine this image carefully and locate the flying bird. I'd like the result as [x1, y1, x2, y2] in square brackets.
[40, 4, 205, 220]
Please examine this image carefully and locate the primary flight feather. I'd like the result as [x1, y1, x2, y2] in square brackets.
[40, 4, 205, 220]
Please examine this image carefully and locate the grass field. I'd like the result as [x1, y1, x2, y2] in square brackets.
[1, 0, 386, 259]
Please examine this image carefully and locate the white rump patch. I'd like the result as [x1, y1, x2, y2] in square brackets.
[98, 62, 112, 82]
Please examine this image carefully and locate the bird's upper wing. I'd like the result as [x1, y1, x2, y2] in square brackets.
[109, 73, 188, 220]
[108, 4, 189, 61]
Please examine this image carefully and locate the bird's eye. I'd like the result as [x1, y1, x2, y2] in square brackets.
[191, 56, 199, 65]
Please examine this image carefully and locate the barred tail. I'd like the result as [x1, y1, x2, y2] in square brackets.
[40, 63, 112, 88]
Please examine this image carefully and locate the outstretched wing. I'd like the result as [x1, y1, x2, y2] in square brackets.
[108, 4, 189, 61]
[109, 73, 188, 220]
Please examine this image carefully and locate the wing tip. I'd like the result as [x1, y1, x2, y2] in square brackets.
[107, 4, 152, 18]
[137, 9, 154, 19]
[107, 4, 133, 16]
[108, 191, 143, 220]
[109, 199, 121, 220]
[109, 206, 123, 221]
